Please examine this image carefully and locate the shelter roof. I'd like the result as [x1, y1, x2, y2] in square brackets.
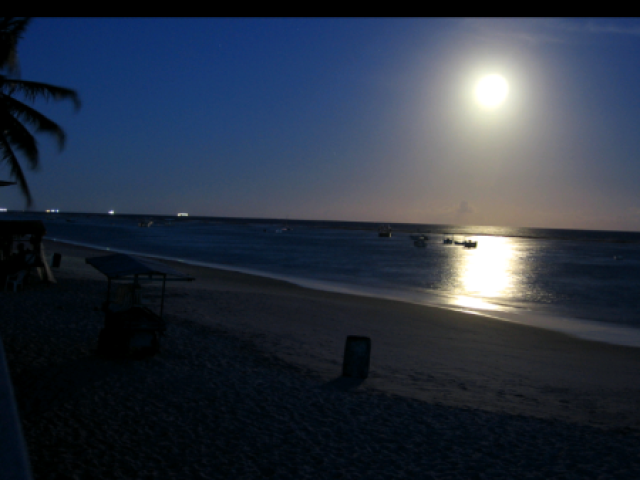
[85, 253, 194, 281]
[0, 220, 46, 236]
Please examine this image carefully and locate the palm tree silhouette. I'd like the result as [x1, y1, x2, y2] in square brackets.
[0, 17, 80, 207]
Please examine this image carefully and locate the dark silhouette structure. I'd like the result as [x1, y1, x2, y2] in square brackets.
[0, 17, 80, 207]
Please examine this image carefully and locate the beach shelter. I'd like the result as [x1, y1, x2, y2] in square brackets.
[0, 220, 55, 284]
[0, 219, 46, 238]
[86, 253, 195, 357]
[0, 219, 47, 261]
[86, 253, 195, 318]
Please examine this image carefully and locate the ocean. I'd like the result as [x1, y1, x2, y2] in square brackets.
[5, 211, 640, 347]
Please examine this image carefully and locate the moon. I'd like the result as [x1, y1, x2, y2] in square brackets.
[475, 74, 509, 108]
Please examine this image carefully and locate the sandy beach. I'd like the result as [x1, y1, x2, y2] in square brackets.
[2, 240, 640, 479]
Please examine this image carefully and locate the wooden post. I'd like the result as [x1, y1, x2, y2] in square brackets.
[342, 336, 371, 379]
[37, 243, 56, 283]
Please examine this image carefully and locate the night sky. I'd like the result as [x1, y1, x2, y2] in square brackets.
[3, 18, 640, 231]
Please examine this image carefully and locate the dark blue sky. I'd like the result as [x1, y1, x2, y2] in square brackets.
[3, 18, 640, 230]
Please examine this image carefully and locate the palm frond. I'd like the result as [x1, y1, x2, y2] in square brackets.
[3, 77, 81, 110]
[2, 93, 67, 150]
[0, 135, 33, 206]
[0, 17, 77, 209]
[0, 17, 31, 75]
[0, 108, 39, 168]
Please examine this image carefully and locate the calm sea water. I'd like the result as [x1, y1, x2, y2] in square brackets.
[5, 212, 640, 346]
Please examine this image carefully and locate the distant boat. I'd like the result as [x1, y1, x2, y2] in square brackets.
[410, 233, 429, 241]
[443, 235, 453, 245]
[454, 236, 477, 248]
[378, 224, 392, 237]
[138, 219, 153, 227]
[451, 235, 476, 248]
[276, 219, 292, 233]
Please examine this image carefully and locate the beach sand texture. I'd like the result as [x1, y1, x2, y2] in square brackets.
[2, 241, 640, 479]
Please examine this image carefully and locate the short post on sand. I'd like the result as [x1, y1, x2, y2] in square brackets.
[342, 335, 371, 379]
[51, 252, 62, 268]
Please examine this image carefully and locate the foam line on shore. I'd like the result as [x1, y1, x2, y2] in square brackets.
[46, 237, 640, 348]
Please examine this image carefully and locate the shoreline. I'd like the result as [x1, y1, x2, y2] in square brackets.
[44, 237, 640, 349]
[41, 239, 640, 428]
[3, 240, 640, 477]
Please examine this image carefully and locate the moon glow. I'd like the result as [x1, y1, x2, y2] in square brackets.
[475, 74, 509, 108]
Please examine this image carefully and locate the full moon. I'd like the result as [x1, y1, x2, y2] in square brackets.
[475, 74, 509, 108]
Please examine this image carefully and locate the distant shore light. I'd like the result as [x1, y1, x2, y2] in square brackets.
[108, 210, 115, 215]
[177, 213, 189, 217]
